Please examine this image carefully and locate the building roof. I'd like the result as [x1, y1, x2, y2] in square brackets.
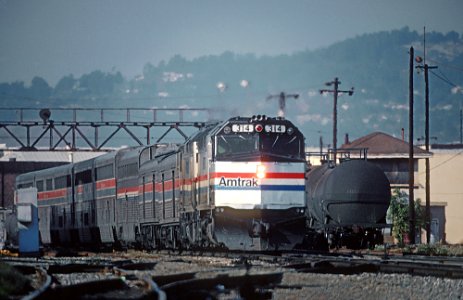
[341, 131, 431, 158]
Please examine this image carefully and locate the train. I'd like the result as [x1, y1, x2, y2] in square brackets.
[14, 115, 391, 251]
[306, 159, 391, 249]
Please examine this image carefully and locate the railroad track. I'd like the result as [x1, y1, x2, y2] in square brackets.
[2, 250, 463, 299]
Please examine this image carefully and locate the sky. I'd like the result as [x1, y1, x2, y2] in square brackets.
[1, 0, 463, 86]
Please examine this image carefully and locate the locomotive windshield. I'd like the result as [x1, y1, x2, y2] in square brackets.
[215, 132, 303, 162]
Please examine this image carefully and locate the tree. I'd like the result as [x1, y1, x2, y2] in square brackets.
[0, 81, 27, 107]
[54, 74, 77, 98]
[387, 189, 424, 246]
[29, 76, 52, 99]
[79, 70, 124, 96]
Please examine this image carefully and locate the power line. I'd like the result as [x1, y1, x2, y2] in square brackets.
[436, 69, 455, 86]
[417, 149, 463, 175]
[426, 57, 463, 73]
[429, 70, 460, 89]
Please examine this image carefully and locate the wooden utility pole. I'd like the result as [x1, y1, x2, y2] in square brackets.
[416, 62, 438, 244]
[320, 78, 354, 165]
[424, 64, 435, 245]
[408, 47, 416, 244]
[416, 27, 438, 244]
[266, 92, 299, 117]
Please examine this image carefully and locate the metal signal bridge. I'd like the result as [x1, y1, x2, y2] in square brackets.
[0, 107, 213, 151]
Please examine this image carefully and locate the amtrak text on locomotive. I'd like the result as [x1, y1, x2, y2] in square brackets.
[218, 177, 259, 187]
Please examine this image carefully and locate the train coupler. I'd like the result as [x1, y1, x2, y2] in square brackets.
[249, 219, 270, 238]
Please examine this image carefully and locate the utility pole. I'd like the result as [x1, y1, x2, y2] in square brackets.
[267, 92, 299, 117]
[320, 77, 354, 165]
[416, 61, 438, 245]
[408, 47, 416, 245]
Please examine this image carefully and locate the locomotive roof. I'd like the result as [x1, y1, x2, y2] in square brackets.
[94, 149, 118, 165]
[185, 121, 220, 143]
[225, 115, 292, 123]
[115, 146, 145, 160]
[203, 115, 301, 137]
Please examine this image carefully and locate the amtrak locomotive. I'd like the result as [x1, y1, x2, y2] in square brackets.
[15, 115, 308, 251]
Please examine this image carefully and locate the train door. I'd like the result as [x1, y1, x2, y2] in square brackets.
[172, 170, 176, 218]
[193, 142, 199, 206]
[70, 169, 76, 238]
[162, 173, 165, 220]
[200, 152, 209, 205]
[112, 197, 116, 222]
[73, 167, 93, 243]
[142, 176, 146, 220]
[190, 168, 198, 208]
[151, 174, 156, 219]
[206, 136, 214, 205]
[177, 152, 183, 210]
[104, 200, 110, 224]
[50, 205, 58, 243]
[90, 166, 97, 242]
[63, 207, 66, 231]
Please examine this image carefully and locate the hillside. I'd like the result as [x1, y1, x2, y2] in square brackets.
[1, 27, 462, 146]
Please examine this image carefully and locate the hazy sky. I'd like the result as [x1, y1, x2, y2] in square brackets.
[1, 0, 462, 85]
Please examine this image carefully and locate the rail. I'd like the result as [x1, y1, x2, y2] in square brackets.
[3, 250, 463, 299]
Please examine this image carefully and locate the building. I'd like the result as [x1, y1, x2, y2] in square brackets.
[341, 132, 463, 244]
[341, 132, 431, 188]
[415, 144, 463, 244]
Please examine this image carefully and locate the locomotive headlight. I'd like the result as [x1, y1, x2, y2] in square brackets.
[287, 127, 294, 135]
[223, 126, 231, 134]
[255, 124, 263, 132]
[256, 164, 266, 179]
